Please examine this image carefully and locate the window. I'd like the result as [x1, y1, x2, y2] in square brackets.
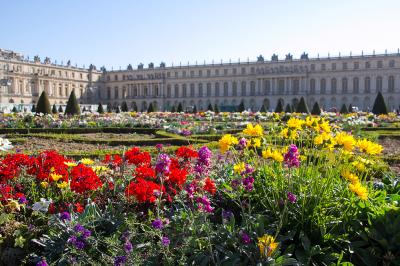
[310, 79, 316, 94]
[215, 69, 219, 76]
[224, 69, 228, 75]
[250, 81, 256, 96]
[199, 70, 203, 77]
[107, 75, 110, 81]
[122, 75, 125, 81]
[389, 60, 395, 68]
[233, 68, 237, 75]
[174, 72, 178, 78]
[353, 77, 359, 93]
[215, 82, 220, 96]
[278, 79, 285, 94]
[320, 79, 326, 94]
[389, 76, 395, 92]
[331, 63, 336, 70]
[198, 83, 203, 97]
[354, 62, 359, 69]
[182, 71, 186, 77]
[114, 88, 119, 99]
[115, 75, 118, 81]
[167, 72, 171, 78]
[107, 87, 111, 99]
[250, 67, 255, 74]
[207, 70, 211, 77]
[293, 79, 300, 94]
[331, 78, 337, 93]
[310, 64, 315, 71]
[174, 84, 179, 97]
[190, 71, 194, 77]
[342, 78, 348, 93]
[364, 77, 371, 93]
[377, 61, 383, 68]
[182, 84, 187, 97]
[241, 81, 246, 96]
[232, 82, 237, 96]
[321, 64, 326, 71]
[365, 61, 370, 69]
[223, 82, 229, 96]
[206, 83, 211, 96]
[190, 83, 195, 97]
[342, 62, 347, 70]
[376, 76, 383, 92]
[241, 67, 246, 74]
[264, 80, 271, 95]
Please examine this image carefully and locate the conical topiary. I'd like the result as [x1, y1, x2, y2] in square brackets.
[296, 97, 310, 113]
[121, 101, 128, 112]
[11, 106, 18, 113]
[36, 91, 51, 114]
[115, 106, 120, 113]
[177, 103, 183, 112]
[285, 104, 292, 113]
[31, 105, 36, 113]
[58, 105, 63, 113]
[340, 104, 348, 114]
[97, 103, 104, 114]
[193, 105, 197, 113]
[52, 104, 58, 114]
[207, 103, 214, 111]
[238, 101, 245, 112]
[372, 92, 388, 115]
[275, 99, 284, 113]
[171, 106, 176, 112]
[260, 104, 267, 112]
[311, 102, 321, 115]
[64, 90, 81, 115]
[147, 103, 154, 113]
[348, 104, 353, 113]
[82, 106, 87, 113]
[214, 104, 219, 113]
[132, 102, 138, 112]
[107, 103, 113, 113]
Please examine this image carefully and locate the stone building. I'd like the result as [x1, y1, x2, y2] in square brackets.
[1, 48, 400, 112]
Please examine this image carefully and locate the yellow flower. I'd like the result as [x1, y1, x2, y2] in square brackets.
[356, 139, 383, 155]
[335, 132, 356, 152]
[319, 119, 331, 133]
[251, 138, 261, 148]
[40, 181, 49, 188]
[280, 128, 298, 140]
[341, 169, 359, 184]
[349, 182, 368, 200]
[271, 150, 284, 162]
[287, 117, 304, 130]
[64, 161, 77, 167]
[219, 134, 239, 153]
[351, 161, 366, 172]
[243, 124, 263, 137]
[262, 148, 273, 159]
[92, 166, 110, 174]
[50, 173, 63, 182]
[233, 162, 246, 174]
[57, 181, 69, 189]
[258, 234, 279, 258]
[79, 158, 94, 165]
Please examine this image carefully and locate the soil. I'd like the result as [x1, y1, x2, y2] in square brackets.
[378, 138, 400, 175]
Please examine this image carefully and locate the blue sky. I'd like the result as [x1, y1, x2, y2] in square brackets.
[2, 0, 399, 69]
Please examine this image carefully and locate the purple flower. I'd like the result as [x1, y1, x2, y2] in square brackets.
[121, 231, 130, 241]
[287, 192, 297, 203]
[155, 143, 163, 150]
[114, 256, 127, 266]
[284, 144, 300, 168]
[60, 211, 71, 221]
[161, 236, 170, 246]
[18, 196, 28, 204]
[240, 232, 251, 244]
[195, 146, 213, 178]
[36, 258, 49, 266]
[181, 129, 192, 136]
[155, 153, 171, 174]
[67, 235, 86, 249]
[238, 138, 248, 150]
[242, 176, 254, 191]
[222, 209, 234, 221]
[124, 241, 133, 253]
[231, 179, 241, 189]
[82, 229, 91, 239]
[185, 182, 197, 199]
[151, 219, 164, 230]
[74, 224, 84, 232]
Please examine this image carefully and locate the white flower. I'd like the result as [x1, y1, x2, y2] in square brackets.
[0, 137, 13, 151]
[32, 198, 52, 212]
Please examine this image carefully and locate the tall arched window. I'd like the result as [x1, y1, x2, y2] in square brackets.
[250, 81, 256, 96]
[232, 82, 237, 96]
[364, 77, 371, 93]
[215, 82, 220, 97]
[167, 85, 171, 97]
[206, 83, 211, 96]
[114, 87, 119, 99]
[388, 76, 395, 92]
[331, 78, 337, 94]
[174, 84, 179, 97]
[353, 77, 359, 93]
[342, 78, 348, 93]
[376, 76, 383, 92]
[241, 81, 247, 96]
[293, 79, 300, 94]
[310, 79, 315, 94]
[264, 80, 271, 95]
[320, 79, 326, 94]
[198, 83, 203, 97]
[190, 83, 195, 97]
[278, 79, 285, 94]
[224, 82, 229, 96]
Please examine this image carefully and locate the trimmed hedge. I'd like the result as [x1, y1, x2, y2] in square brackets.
[0, 127, 161, 135]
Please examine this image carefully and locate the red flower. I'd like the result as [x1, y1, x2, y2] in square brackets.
[70, 164, 103, 194]
[203, 177, 216, 195]
[124, 147, 151, 166]
[74, 202, 84, 213]
[0, 153, 33, 182]
[167, 167, 188, 188]
[103, 154, 122, 167]
[125, 178, 163, 203]
[175, 146, 198, 160]
[29, 151, 69, 182]
[134, 165, 156, 180]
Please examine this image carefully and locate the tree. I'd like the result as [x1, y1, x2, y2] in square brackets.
[132, 103, 138, 112]
[177, 103, 183, 112]
[192, 105, 197, 114]
[107, 103, 113, 113]
[97, 103, 104, 114]
[171, 106, 176, 112]
[340, 104, 348, 114]
[52, 104, 58, 114]
[31, 105, 36, 113]
[296, 97, 310, 114]
[238, 101, 245, 112]
[214, 104, 219, 113]
[311, 102, 321, 115]
[121, 101, 128, 112]
[36, 91, 51, 114]
[372, 92, 388, 115]
[11, 106, 18, 113]
[207, 103, 214, 111]
[260, 104, 267, 112]
[64, 91, 81, 115]
[82, 106, 87, 113]
[147, 103, 154, 113]
[58, 105, 63, 113]
[285, 104, 292, 113]
[275, 99, 284, 113]
[115, 106, 121, 113]
[348, 103, 353, 113]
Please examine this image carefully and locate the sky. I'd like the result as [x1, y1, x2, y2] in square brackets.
[2, 0, 400, 69]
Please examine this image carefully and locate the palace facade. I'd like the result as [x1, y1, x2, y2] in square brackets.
[1, 48, 400, 112]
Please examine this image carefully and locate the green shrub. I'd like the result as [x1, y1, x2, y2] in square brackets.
[97, 103, 104, 114]
[238, 101, 245, 112]
[340, 104, 348, 114]
[64, 90, 81, 115]
[207, 103, 214, 111]
[296, 97, 309, 113]
[36, 91, 51, 114]
[285, 104, 292, 113]
[275, 99, 284, 113]
[121, 101, 128, 112]
[372, 92, 388, 115]
[147, 103, 154, 113]
[177, 103, 183, 112]
[52, 104, 58, 114]
[311, 102, 321, 115]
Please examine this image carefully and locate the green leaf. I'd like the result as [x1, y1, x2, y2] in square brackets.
[300, 231, 311, 251]
[14, 235, 26, 248]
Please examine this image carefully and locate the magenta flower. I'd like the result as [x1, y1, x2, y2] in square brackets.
[284, 144, 300, 168]
[161, 236, 170, 246]
[155, 153, 171, 174]
[287, 191, 297, 203]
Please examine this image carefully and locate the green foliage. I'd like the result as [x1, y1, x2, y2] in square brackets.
[11, 106, 18, 113]
[31, 105, 36, 113]
[115, 106, 120, 113]
[214, 104, 219, 113]
[285, 104, 292, 113]
[170, 105, 176, 112]
[348, 104, 353, 113]
[238, 101, 245, 112]
[340, 104, 349, 114]
[207, 103, 214, 111]
[311, 102, 321, 115]
[52, 104, 58, 114]
[36, 91, 51, 114]
[192, 105, 197, 114]
[296, 97, 309, 113]
[177, 103, 183, 112]
[58, 105, 63, 113]
[97, 103, 104, 114]
[260, 104, 267, 112]
[275, 99, 284, 113]
[147, 103, 154, 113]
[107, 103, 113, 113]
[372, 92, 388, 115]
[121, 101, 128, 112]
[64, 91, 81, 115]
